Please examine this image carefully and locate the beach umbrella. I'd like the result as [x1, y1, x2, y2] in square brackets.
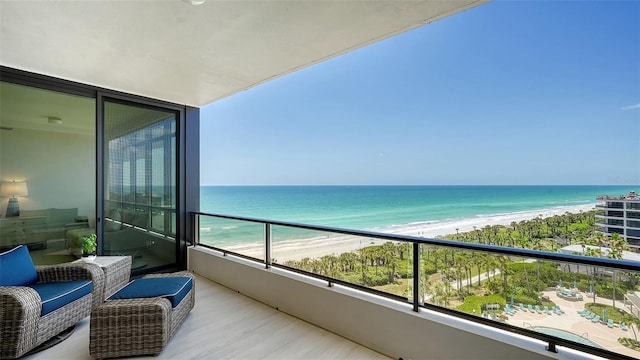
[589, 284, 593, 294]
[510, 294, 514, 305]
[559, 279, 562, 288]
[602, 308, 607, 322]
[573, 280, 577, 289]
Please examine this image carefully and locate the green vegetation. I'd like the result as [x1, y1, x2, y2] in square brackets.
[280, 210, 639, 326]
[618, 337, 640, 352]
[82, 234, 97, 255]
[585, 303, 637, 325]
[457, 294, 505, 314]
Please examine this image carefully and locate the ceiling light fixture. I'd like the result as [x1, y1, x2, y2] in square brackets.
[183, 0, 206, 5]
[48, 116, 63, 125]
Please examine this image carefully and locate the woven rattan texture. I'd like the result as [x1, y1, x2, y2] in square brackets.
[89, 271, 195, 359]
[1, 263, 104, 359]
[101, 256, 132, 299]
[90, 297, 171, 359]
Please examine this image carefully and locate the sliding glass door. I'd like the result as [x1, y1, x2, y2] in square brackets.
[101, 98, 179, 272]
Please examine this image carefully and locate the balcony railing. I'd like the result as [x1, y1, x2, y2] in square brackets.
[606, 203, 625, 209]
[192, 212, 640, 360]
[105, 199, 176, 238]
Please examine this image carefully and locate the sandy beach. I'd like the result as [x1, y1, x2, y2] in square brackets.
[216, 203, 597, 262]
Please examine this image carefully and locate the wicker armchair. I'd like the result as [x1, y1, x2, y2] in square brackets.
[0, 246, 105, 359]
[89, 271, 195, 359]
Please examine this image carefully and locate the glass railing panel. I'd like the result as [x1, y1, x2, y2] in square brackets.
[149, 208, 166, 234]
[417, 246, 639, 359]
[419, 246, 514, 314]
[198, 216, 265, 261]
[270, 225, 413, 299]
[521, 263, 639, 358]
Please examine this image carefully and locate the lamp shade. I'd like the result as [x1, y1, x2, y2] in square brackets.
[0, 181, 28, 197]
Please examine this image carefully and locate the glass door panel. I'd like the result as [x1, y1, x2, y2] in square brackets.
[0, 81, 95, 265]
[102, 99, 178, 271]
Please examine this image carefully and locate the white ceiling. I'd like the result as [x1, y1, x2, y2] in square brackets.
[0, 0, 487, 108]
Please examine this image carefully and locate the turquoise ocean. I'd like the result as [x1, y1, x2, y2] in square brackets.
[199, 185, 637, 247]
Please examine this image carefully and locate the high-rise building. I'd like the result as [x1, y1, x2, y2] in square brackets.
[595, 191, 640, 251]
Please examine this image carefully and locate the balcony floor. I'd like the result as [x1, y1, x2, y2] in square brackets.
[24, 273, 389, 360]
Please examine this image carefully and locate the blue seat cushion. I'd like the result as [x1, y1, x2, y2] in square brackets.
[29, 280, 93, 316]
[108, 277, 192, 308]
[0, 245, 38, 286]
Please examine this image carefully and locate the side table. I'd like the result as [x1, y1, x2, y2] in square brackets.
[75, 256, 132, 300]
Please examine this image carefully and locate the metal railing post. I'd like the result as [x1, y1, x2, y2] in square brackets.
[193, 213, 199, 246]
[265, 223, 271, 269]
[413, 242, 419, 312]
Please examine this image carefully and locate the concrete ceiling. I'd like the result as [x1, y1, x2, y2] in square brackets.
[0, 0, 487, 108]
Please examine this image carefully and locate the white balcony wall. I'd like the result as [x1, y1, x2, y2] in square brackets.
[188, 246, 592, 360]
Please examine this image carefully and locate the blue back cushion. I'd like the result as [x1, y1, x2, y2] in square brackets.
[29, 280, 93, 316]
[109, 277, 192, 308]
[0, 245, 38, 286]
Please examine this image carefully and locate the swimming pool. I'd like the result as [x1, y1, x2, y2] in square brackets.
[529, 326, 603, 348]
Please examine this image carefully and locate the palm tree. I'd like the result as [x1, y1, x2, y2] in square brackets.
[432, 279, 454, 307]
[592, 231, 607, 250]
[483, 255, 498, 280]
[338, 252, 358, 272]
[629, 317, 640, 341]
[497, 256, 510, 293]
[358, 248, 369, 284]
[299, 257, 312, 272]
[472, 253, 485, 286]
[608, 232, 628, 260]
[522, 258, 530, 293]
[381, 241, 397, 283]
[456, 252, 472, 293]
[453, 260, 465, 295]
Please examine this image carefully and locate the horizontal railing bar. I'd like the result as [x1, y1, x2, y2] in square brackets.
[193, 211, 639, 271]
[105, 199, 176, 211]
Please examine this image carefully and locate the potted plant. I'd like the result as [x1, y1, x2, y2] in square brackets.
[82, 233, 97, 261]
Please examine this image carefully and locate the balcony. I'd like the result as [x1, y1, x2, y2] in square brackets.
[188, 212, 640, 360]
[24, 273, 388, 360]
[628, 212, 640, 220]
[605, 203, 625, 209]
[20, 212, 640, 360]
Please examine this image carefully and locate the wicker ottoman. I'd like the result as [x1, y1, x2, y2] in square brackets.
[89, 272, 195, 359]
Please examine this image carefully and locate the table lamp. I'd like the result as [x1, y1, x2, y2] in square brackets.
[1, 180, 28, 217]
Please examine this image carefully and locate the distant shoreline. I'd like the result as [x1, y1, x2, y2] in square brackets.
[218, 203, 597, 262]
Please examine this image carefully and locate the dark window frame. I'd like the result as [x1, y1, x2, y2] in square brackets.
[1, 66, 199, 273]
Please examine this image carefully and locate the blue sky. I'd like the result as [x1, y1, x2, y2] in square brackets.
[200, 1, 640, 186]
